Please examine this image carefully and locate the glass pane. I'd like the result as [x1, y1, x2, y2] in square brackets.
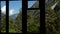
[28, 1, 39, 8]
[45, 0, 60, 34]
[27, 10, 40, 33]
[1, 1, 6, 32]
[9, 1, 22, 33]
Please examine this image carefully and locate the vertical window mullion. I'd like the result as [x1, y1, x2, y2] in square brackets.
[6, 0, 9, 33]
[40, 0, 45, 34]
[22, 0, 28, 33]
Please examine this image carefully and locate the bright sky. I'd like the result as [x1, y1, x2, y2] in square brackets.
[1, 1, 36, 16]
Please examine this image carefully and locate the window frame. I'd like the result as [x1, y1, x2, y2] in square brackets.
[0, 0, 45, 34]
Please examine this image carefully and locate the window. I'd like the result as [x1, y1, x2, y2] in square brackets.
[27, 10, 40, 33]
[28, 1, 39, 8]
[27, 0, 40, 33]
[1, 1, 6, 33]
[9, 1, 22, 33]
[0, 0, 45, 34]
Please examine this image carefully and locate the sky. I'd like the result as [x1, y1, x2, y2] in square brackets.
[28, 1, 36, 8]
[1, 1, 6, 14]
[9, 1, 22, 16]
[1, 1, 36, 16]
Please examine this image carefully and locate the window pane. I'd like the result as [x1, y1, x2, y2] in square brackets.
[28, 1, 39, 8]
[1, 1, 6, 32]
[9, 1, 22, 33]
[27, 10, 40, 33]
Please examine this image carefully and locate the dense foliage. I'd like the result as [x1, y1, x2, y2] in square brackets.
[27, 10, 40, 33]
[1, 14, 6, 32]
[46, 1, 60, 34]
